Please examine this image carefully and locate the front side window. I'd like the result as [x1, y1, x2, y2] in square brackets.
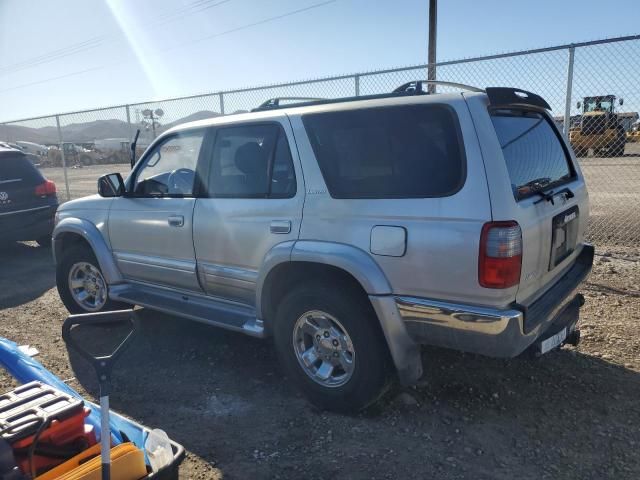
[490, 109, 573, 199]
[302, 104, 466, 199]
[133, 132, 204, 196]
[208, 124, 296, 198]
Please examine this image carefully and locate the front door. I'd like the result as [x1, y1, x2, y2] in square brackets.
[109, 129, 207, 292]
[193, 119, 304, 305]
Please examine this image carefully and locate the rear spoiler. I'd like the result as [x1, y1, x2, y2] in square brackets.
[485, 87, 552, 110]
[393, 82, 552, 110]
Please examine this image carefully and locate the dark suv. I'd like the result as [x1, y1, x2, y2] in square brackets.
[0, 146, 58, 247]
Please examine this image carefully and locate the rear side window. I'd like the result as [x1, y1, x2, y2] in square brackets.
[490, 110, 574, 199]
[0, 154, 43, 185]
[208, 123, 296, 198]
[302, 105, 466, 198]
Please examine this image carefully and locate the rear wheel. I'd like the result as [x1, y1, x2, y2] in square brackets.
[273, 283, 391, 412]
[56, 245, 127, 314]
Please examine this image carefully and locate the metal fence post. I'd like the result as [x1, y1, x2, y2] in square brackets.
[125, 105, 133, 140]
[219, 93, 225, 115]
[55, 115, 71, 201]
[354, 75, 360, 96]
[563, 46, 576, 138]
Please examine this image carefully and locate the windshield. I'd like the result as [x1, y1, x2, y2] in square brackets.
[583, 97, 614, 113]
[491, 109, 573, 199]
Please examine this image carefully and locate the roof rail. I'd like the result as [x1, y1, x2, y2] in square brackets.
[247, 82, 550, 113]
[393, 80, 485, 94]
[252, 97, 325, 112]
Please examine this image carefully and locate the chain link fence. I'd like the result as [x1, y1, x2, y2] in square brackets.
[1, 35, 639, 247]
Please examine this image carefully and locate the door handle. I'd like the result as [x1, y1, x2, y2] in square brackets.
[168, 215, 184, 227]
[270, 220, 291, 234]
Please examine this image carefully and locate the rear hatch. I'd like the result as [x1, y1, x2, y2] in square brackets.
[0, 152, 54, 217]
[487, 107, 589, 305]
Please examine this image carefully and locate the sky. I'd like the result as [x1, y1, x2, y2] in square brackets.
[0, 0, 639, 124]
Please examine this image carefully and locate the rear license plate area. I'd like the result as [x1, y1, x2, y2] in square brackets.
[540, 327, 567, 354]
[549, 206, 579, 269]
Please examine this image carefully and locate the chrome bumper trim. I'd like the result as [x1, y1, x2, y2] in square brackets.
[395, 296, 523, 336]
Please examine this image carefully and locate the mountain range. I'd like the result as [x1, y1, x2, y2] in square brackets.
[1, 110, 222, 145]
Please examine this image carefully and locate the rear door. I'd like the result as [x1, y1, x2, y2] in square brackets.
[474, 101, 589, 305]
[192, 118, 303, 305]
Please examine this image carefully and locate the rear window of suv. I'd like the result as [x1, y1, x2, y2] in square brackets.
[490, 109, 574, 199]
[0, 153, 43, 185]
[302, 104, 466, 198]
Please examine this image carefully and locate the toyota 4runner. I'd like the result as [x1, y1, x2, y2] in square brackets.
[53, 82, 594, 412]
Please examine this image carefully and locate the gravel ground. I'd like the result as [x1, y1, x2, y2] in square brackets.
[0, 242, 638, 479]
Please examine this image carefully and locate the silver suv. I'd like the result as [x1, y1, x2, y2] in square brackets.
[53, 82, 594, 412]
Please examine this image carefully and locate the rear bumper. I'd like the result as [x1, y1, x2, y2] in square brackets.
[0, 204, 57, 242]
[395, 244, 594, 358]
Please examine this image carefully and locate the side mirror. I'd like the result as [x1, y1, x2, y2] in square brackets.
[98, 173, 125, 197]
[576, 101, 582, 110]
[619, 98, 624, 106]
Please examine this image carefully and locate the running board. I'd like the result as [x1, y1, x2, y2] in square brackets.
[109, 283, 265, 338]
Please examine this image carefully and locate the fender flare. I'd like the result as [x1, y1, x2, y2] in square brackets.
[255, 241, 422, 384]
[290, 240, 393, 293]
[255, 240, 393, 319]
[53, 218, 123, 285]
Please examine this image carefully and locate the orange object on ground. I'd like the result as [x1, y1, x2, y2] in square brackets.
[0, 381, 96, 474]
[35, 442, 147, 480]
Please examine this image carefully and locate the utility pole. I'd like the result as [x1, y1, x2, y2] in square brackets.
[141, 108, 163, 138]
[427, 0, 437, 94]
[149, 110, 156, 137]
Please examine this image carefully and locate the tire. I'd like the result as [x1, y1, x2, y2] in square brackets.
[273, 283, 391, 413]
[571, 144, 586, 158]
[611, 137, 626, 157]
[35, 235, 52, 248]
[56, 245, 127, 314]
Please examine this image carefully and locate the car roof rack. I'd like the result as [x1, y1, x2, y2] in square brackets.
[249, 82, 550, 113]
[252, 97, 326, 112]
[392, 80, 484, 94]
[250, 82, 476, 112]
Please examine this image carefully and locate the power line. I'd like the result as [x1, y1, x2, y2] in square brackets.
[166, 0, 337, 53]
[154, 0, 234, 23]
[0, 0, 235, 76]
[0, 67, 103, 94]
[0, 0, 338, 94]
[0, 37, 105, 74]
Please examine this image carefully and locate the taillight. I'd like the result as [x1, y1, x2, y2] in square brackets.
[479, 221, 522, 289]
[34, 180, 56, 197]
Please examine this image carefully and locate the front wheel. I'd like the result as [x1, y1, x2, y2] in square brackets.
[611, 138, 626, 157]
[274, 283, 391, 412]
[56, 245, 127, 314]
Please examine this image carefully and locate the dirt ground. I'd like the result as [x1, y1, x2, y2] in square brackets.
[0, 241, 638, 479]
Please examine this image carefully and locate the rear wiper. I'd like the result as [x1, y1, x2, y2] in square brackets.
[517, 177, 552, 198]
[533, 187, 575, 205]
[521, 177, 552, 190]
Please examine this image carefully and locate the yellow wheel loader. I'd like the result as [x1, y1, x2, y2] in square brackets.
[569, 95, 626, 157]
